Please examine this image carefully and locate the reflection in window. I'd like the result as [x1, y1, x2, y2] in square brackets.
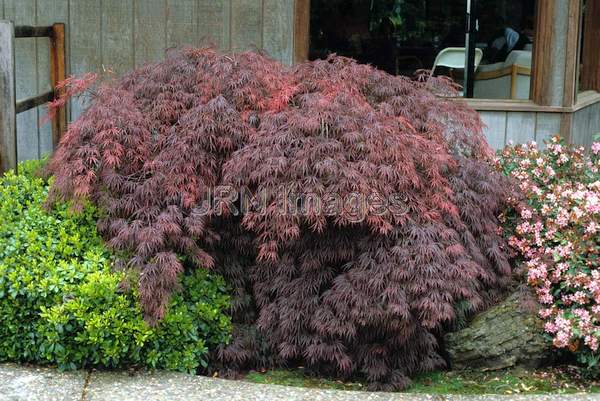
[309, 0, 536, 100]
[473, 0, 535, 100]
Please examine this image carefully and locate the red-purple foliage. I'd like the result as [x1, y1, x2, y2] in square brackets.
[48, 48, 515, 388]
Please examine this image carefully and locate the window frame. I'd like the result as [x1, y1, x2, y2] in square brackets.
[293, 0, 599, 111]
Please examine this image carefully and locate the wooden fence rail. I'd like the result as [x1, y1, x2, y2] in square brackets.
[0, 21, 66, 174]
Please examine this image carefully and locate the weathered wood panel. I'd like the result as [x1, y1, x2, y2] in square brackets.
[230, 0, 262, 52]
[167, 0, 197, 48]
[535, 113, 561, 148]
[0, 20, 16, 173]
[505, 112, 536, 145]
[263, 0, 293, 64]
[5, 0, 38, 162]
[36, 0, 68, 156]
[571, 102, 600, 147]
[480, 110, 583, 150]
[102, 0, 134, 76]
[4, 0, 294, 161]
[198, 0, 231, 50]
[69, 0, 102, 121]
[134, 0, 167, 66]
[480, 111, 507, 150]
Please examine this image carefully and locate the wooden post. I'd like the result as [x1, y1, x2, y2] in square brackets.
[293, 0, 310, 63]
[50, 23, 67, 149]
[0, 21, 16, 174]
[531, 0, 556, 105]
[581, 0, 600, 92]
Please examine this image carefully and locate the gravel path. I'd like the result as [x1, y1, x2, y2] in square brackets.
[1, 364, 600, 401]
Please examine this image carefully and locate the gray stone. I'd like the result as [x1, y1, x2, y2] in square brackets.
[85, 370, 431, 401]
[85, 370, 600, 401]
[0, 363, 86, 401]
[3, 363, 600, 401]
[445, 292, 554, 371]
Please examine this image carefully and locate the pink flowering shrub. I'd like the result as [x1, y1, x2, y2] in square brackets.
[499, 136, 600, 373]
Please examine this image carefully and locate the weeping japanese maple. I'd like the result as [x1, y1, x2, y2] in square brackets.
[48, 47, 516, 389]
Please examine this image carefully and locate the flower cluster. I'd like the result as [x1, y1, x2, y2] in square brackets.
[499, 136, 600, 370]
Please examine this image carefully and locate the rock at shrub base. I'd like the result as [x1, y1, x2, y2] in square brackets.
[445, 292, 553, 371]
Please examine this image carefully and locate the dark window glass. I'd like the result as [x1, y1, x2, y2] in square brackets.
[310, 0, 536, 100]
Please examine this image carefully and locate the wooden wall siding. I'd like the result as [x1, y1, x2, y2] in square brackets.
[2, 0, 294, 162]
[571, 102, 600, 147]
[36, 0, 68, 156]
[230, 0, 263, 52]
[480, 111, 562, 150]
[263, 0, 294, 66]
[197, 1, 231, 51]
[5, 0, 38, 161]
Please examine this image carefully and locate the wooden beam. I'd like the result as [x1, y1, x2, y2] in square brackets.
[0, 21, 16, 174]
[50, 23, 67, 149]
[581, 0, 600, 91]
[560, 112, 574, 143]
[563, 0, 582, 107]
[15, 91, 54, 114]
[14, 25, 53, 38]
[293, 0, 310, 63]
[531, 0, 556, 105]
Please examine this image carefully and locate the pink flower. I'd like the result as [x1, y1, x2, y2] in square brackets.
[502, 136, 600, 357]
[585, 335, 599, 351]
[521, 208, 533, 220]
[555, 209, 570, 227]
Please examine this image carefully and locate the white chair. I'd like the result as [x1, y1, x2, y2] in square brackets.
[474, 50, 532, 100]
[431, 47, 483, 76]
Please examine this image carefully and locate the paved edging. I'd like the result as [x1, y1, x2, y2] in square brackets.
[2, 364, 600, 401]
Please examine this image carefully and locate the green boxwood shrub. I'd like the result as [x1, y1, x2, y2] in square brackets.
[0, 161, 231, 372]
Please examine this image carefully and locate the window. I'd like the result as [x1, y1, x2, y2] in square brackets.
[309, 0, 536, 100]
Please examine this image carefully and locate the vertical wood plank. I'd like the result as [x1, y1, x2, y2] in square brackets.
[102, 0, 134, 76]
[70, 0, 102, 120]
[167, 0, 197, 48]
[293, 0, 310, 63]
[198, 0, 230, 51]
[506, 112, 536, 144]
[581, 0, 600, 91]
[480, 111, 507, 150]
[50, 23, 66, 148]
[134, 0, 167, 66]
[5, 0, 39, 161]
[36, 0, 68, 156]
[0, 20, 16, 173]
[590, 103, 600, 137]
[531, 0, 561, 106]
[263, 0, 293, 64]
[535, 113, 562, 148]
[570, 107, 593, 147]
[230, 0, 262, 52]
[560, 112, 574, 144]
[562, 0, 582, 107]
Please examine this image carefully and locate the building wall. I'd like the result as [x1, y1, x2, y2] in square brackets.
[480, 111, 562, 150]
[2, 0, 597, 161]
[571, 102, 600, 147]
[1, 0, 295, 162]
